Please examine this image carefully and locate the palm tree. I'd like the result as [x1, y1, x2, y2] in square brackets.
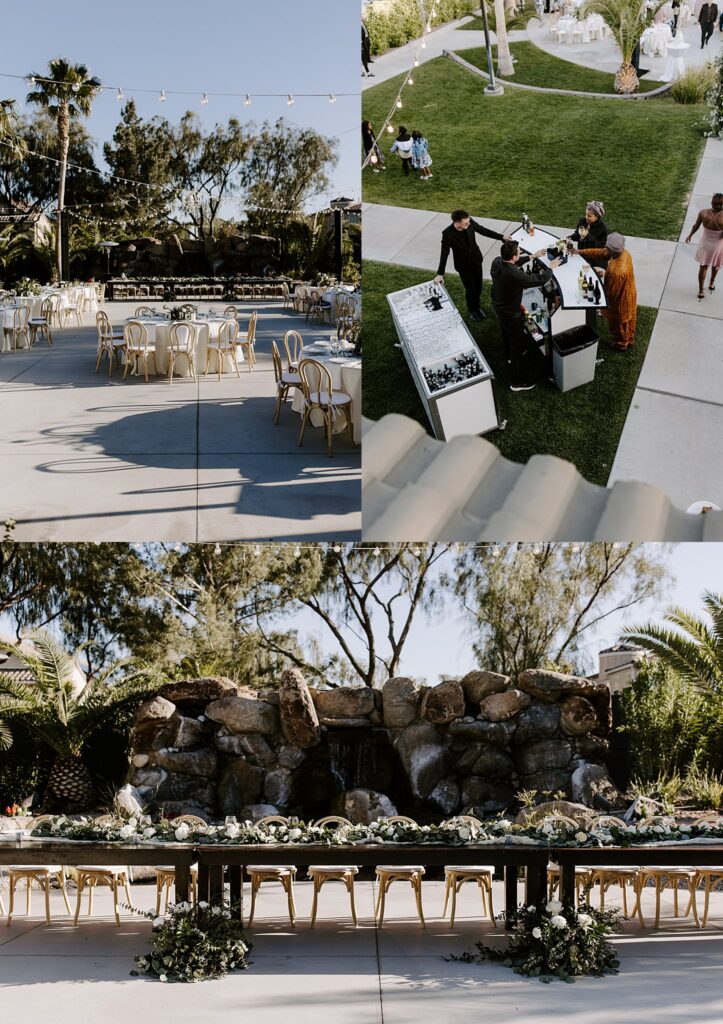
[25, 59, 101, 281]
[621, 592, 723, 692]
[490, 0, 515, 76]
[580, 0, 666, 93]
[0, 631, 158, 811]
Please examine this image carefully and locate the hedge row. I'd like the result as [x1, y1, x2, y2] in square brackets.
[366, 0, 479, 55]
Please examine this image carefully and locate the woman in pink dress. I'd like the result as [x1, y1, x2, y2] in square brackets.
[685, 193, 723, 299]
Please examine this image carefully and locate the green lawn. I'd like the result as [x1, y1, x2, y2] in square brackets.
[363, 259, 656, 486]
[362, 57, 706, 239]
[466, 42, 660, 93]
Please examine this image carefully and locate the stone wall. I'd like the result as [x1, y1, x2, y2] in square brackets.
[125, 668, 621, 824]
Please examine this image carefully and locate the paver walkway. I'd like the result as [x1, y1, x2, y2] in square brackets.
[0, 301, 361, 540]
[1, 881, 722, 1022]
[363, 22, 723, 510]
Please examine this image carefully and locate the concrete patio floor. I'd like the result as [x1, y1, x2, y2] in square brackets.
[1, 879, 722, 1022]
[0, 301, 361, 541]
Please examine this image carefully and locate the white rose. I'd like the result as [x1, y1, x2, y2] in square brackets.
[653, 825, 665, 834]
[128, 817, 137, 829]
[289, 828, 302, 841]
[153, 916, 165, 928]
[532, 926, 542, 939]
[143, 827, 156, 838]
[576, 913, 593, 929]
[459, 828, 470, 841]
[550, 915, 567, 930]
[175, 824, 190, 841]
[526, 905, 536, 913]
[119, 824, 136, 840]
[575, 831, 588, 843]
[498, 819, 511, 829]
[159, 974, 168, 982]
[546, 899, 562, 914]
[225, 823, 240, 839]
[198, 901, 209, 909]
[679, 824, 691, 833]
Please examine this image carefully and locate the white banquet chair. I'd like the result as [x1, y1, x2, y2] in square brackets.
[168, 321, 197, 383]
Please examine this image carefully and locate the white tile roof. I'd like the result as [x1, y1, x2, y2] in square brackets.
[362, 416, 723, 541]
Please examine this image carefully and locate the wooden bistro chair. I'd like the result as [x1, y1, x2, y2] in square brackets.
[441, 816, 495, 928]
[236, 310, 258, 371]
[281, 282, 293, 310]
[10, 305, 31, 351]
[283, 329, 304, 372]
[134, 305, 155, 317]
[168, 321, 197, 384]
[246, 815, 297, 928]
[687, 815, 723, 928]
[582, 815, 640, 915]
[28, 297, 54, 347]
[375, 816, 426, 928]
[122, 320, 157, 382]
[204, 319, 241, 380]
[95, 311, 125, 376]
[632, 816, 699, 929]
[5, 815, 72, 926]
[73, 865, 133, 927]
[223, 305, 238, 320]
[62, 291, 83, 328]
[153, 816, 202, 913]
[306, 817, 358, 928]
[297, 358, 354, 458]
[271, 340, 302, 425]
[306, 289, 333, 325]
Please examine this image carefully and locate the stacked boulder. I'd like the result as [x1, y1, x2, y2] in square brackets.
[126, 666, 621, 823]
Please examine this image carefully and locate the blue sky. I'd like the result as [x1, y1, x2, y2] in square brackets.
[0, 0, 360, 207]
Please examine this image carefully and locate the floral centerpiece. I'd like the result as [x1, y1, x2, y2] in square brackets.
[451, 900, 620, 982]
[129, 901, 250, 983]
[3, 803, 25, 817]
[13, 277, 43, 296]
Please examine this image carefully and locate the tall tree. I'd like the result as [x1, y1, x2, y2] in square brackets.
[0, 98, 25, 159]
[454, 543, 669, 676]
[102, 100, 177, 236]
[169, 113, 251, 239]
[26, 59, 101, 279]
[242, 119, 338, 235]
[492, 0, 515, 77]
[621, 592, 723, 693]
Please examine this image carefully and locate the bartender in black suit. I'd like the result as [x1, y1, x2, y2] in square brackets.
[434, 209, 513, 321]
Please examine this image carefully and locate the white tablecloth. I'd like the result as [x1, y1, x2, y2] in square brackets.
[322, 289, 362, 322]
[642, 22, 673, 54]
[291, 348, 362, 440]
[661, 38, 690, 80]
[124, 317, 243, 376]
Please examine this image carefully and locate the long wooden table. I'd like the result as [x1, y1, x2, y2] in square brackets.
[195, 843, 551, 925]
[555, 843, 723, 906]
[0, 839, 196, 903]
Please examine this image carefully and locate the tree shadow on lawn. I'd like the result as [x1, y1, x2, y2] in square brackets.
[363, 260, 655, 487]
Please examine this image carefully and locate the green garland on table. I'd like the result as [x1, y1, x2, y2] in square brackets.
[28, 814, 723, 848]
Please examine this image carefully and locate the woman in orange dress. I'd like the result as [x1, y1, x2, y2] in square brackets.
[575, 232, 637, 350]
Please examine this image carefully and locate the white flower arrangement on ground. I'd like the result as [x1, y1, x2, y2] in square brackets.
[450, 901, 620, 982]
[129, 901, 250, 983]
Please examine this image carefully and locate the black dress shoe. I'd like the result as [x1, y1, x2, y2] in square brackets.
[469, 310, 482, 322]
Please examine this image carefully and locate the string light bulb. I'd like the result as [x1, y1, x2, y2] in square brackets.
[201, 92, 209, 105]
[386, 124, 394, 133]
[287, 93, 294, 105]
[408, 75, 414, 85]
[328, 93, 336, 104]
[244, 94, 252, 106]
[213, 542, 221, 554]
[71, 83, 80, 92]
[159, 90, 166, 102]
[116, 87, 124, 101]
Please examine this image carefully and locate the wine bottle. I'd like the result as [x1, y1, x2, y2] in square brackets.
[581, 277, 588, 299]
[587, 275, 595, 302]
[578, 269, 584, 292]
[594, 278, 602, 304]
[522, 212, 530, 233]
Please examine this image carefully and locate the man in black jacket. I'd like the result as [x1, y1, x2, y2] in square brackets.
[434, 209, 512, 321]
[699, 0, 718, 46]
[490, 240, 559, 392]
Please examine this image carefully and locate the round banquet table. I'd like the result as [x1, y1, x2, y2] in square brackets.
[642, 22, 672, 55]
[322, 288, 362, 322]
[123, 317, 243, 377]
[290, 346, 362, 440]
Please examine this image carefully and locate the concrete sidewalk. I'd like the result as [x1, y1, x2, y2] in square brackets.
[0, 301, 361, 541]
[363, 134, 723, 511]
[1, 880, 722, 1022]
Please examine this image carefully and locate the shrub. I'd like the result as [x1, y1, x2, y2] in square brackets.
[630, 770, 684, 812]
[366, 0, 479, 55]
[684, 765, 723, 810]
[707, 48, 723, 136]
[670, 64, 716, 105]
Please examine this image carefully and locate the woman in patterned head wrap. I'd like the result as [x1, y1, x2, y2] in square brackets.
[570, 201, 610, 267]
[575, 232, 638, 351]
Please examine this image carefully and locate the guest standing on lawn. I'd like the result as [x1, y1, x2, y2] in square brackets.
[685, 193, 723, 298]
[362, 21, 374, 76]
[411, 130, 433, 180]
[490, 240, 560, 392]
[362, 120, 386, 172]
[574, 233, 637, 350]
[390, 127, 414, 176]
[698, 0, 718, 46]
[434, 209, 513, 320]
